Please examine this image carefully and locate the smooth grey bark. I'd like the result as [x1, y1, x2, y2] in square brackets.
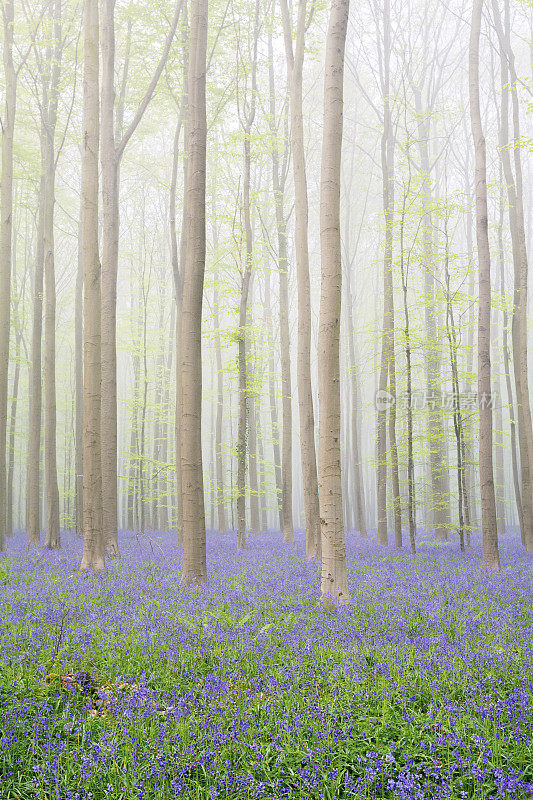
[43, 0, 62, 550]
[267, 24, 294, 543]
[0, 0, 16, 552]
[100, 0, 182, 555]
[263, 265, 283, 531]
[318, 0, 350, 604]
[7, 242, 24, 538]
[27, 181, 45, 547]
[344, 247, 367, 538]
[492, 0, 533, 551]
[159, 300, 175, 532]
[248, 332, 260, 536]
[211, 193, 227, 533]
[151, 279, 166, 531]
[376, 0, 398, 547]
[236, 0, 259, 550]
[279, 0, 320, 558]
[398, 160, 416, 554]
[80, 0, 104, 571]
[498, 184, 523, 537]
[180, 0, 208, 582]
[491, 303, 506, 536]
[170, 83, 186, 544]
[413, 101, 450, 542]
[462, 146, 478, 539]
[469, 0, 499, 569]
[442, 166, 469, 552]
[75, 213, 83, 537]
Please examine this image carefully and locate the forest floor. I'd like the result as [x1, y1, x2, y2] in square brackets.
[0, 529, 532, 799]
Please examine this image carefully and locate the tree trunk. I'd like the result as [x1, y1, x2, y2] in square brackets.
[170, 22, 187, 542]
[43, 0, 62, 549]
[75, 213, 84, 537]
[492, 303, 506, 536]
[318, 0, 350, 604]
[211, 204, 227, 533]
[180, 0, 208, 582]
[414, 101, 450, 542]
[498, 183, 523, 538]
[399, 168, 416, 553]
[27, 181, 45, 547]
[100, 0, 182, 554]
[469, 0, 499, 569]
[492, 0, 533, 550]
[263, 266, 283, 531]
[344, 263, 367, 537]
[0, 0, 16, 551]
[376, 0, 394, 547]
[236, 0, 259, 550]
[267, 23, 294, 543]
[279, 0, 320, 558]
[248, 340, 260, 536]
[80, 0, 104, 571]
[7, 329, 21, 537]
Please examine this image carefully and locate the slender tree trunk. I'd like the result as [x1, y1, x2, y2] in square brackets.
[399, 171, 416, 553]
[264, 267, 283, 530]
[318, 0, 350, 604]
[100, 0, 181, 554]
[0, 0, 16, 551]
[493, 0, 533, 551]
[463, 177, 478, 538]
[257, 402, 268, 531]
[139, 268, 150, 532]
[376, 0, 395, 547]
[267, 25, 294, 543]
[180, 0, 208, 582]
[469, 0, 499, 569]
[414, 103, 450, 541]
[492, 303, 506, 536]
[43, 0, 62, 549]
[344, 264, 367, 537]
[100, 0, 120, 553]
[159, 300, 175, 532]
[27, 182, 45, 547]
[498, 183, 523, 538]
[211, 205, 227, 532]
[443, 174, 466, 552]
[279, 0, 320, 558]
[248, 336, 260, 536]
[80, 0, 104, 571]
[170, 23, 187, 542]
[236, 0, 259, 551]
[75, 214, 83, 537]
[127, 346, 140, 530]
[7, 330, 21, 537]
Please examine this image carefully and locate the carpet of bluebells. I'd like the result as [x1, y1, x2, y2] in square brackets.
[1, 529, 533, 800]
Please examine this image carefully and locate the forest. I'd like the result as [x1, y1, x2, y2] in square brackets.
[1, 0, 533, 796]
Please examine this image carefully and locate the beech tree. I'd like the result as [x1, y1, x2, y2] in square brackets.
[318, 0, 350, 604]
[469, 0, 499, 570]
[180, 0, 208, 582]
[80, 0, 104, 571]
[279, 0, 320, 559]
